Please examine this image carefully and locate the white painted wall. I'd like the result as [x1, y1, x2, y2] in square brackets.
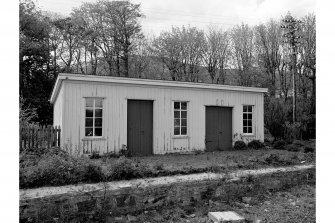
[53, 84, 64, 146]
[57, 79, 264, 155]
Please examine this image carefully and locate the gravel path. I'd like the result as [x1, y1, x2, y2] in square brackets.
[20, 164, 314, 200]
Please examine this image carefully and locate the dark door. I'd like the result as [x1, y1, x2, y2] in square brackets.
[205, 106, 232, 151]
[127, 100, 153, 156]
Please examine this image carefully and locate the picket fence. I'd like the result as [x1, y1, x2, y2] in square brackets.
[20, 125, 61, 151]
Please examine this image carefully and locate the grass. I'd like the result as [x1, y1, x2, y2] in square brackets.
[20, 145, 315, 189]
[128, 184, 315, 223]
[102, 169, 315, 223]
[98, 149, 314, 172]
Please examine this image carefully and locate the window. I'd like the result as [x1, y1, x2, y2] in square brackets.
[174, 101, 187, 135]
[243, 105, 253, 134]
[85, 98, 103, 137]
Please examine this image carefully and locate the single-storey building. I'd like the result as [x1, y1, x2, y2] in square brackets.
[50, 73, 267, 156]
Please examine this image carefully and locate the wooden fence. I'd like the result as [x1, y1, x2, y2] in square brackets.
[20, 125, 61, 151]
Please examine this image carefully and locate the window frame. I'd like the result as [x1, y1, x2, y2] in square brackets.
[242, 105, 254, 135]
[173, 101, 188, 136]
[84, 97, 103, 138]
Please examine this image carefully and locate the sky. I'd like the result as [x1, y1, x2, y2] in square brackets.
[37, 0, 315, 35]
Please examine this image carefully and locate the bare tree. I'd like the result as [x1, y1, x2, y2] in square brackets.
[180, 26, 206, 82]
[153, 27, 184, 81]
[203, 26, 230, 83]
[53, 17, 80, 73]
[72, 3, 102, 75]
[102, 0, 143, 77]
[298, 13, 316, 113]
[130, 37, 151, 78]
[231, 23, 255, 86]
[255, 20, 281, 95]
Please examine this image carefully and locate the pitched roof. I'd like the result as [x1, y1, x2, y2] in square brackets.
[50, 73, 268, 104]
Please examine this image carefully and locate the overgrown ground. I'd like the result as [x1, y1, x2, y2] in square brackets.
[101, 148, 314, 172]
[126, 184, 315, 223]
[20, 140, 315, 189]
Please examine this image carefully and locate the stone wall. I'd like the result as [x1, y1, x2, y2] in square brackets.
[20, 167, 315, 222]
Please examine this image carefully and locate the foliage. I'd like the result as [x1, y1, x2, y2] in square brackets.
[283, 121, 302, 143]
[153, 26, 206, 82]
[273, 140, 287, 150]
[264, 96, 290, 140]
[203, 26, 230, 83]
[107, 157, 151, 180]
[284, 144, 301, 152]
[264, 153, 289, 165]
[230, 23, 255, 86]
[247, 140, 265, 150]
[255, 20, 281, 96]
[20, 152, 104, 188]
[20, 0, 57, 125]
[19, 97, 37, 126]
[233, 140, 247, 150]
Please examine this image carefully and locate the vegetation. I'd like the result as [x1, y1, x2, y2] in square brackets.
[247, 140, 265, 150]
[20, 144, 315, 189]
[233, 140, 247, 150]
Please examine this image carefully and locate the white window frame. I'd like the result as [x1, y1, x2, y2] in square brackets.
[84, 97, 103, 137]
[242, 105, 254, 135]
[173, 101, 188, 136]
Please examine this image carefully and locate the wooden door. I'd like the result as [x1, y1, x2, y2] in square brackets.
[205, 106, 232, 151]
[127, 100, 153, 156]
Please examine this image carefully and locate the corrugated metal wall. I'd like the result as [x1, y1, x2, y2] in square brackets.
[60, 80, 264, 154]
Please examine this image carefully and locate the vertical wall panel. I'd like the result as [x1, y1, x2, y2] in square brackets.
[58, 80, 265, 154]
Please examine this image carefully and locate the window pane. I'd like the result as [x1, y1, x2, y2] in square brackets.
[95, 98, 103, 108]
[243, 127, 247, 133]
[248, 106, 252, 112]
[181, 127, 187, 135]
[174, 111, 180, 118]
[86, 98, 94, 107]
[95, 128, 102, 136]
[95, 109, 102, 117]
[243, 120, 247, 127]
[181, 111, 187, 118]
[248, 114, 252, 119]
[247, 120, 252, 127]
[85, 128, 93, 136]
[243, 113, 247, 120]
[174, 118, 180, 127]
[243, 106, 247, 112]
[85, 118, 93, 127]
[181, 118, 187, 126]
[181, 102, 187, 110]
[86, 109, 93, 117]
[174, 102, 180, 109]
[174, 127, 180, 135]
[95, 118, 102, 127]
[248, 127, 252, 133]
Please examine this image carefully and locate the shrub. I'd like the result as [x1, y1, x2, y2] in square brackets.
[119, 146, 131, 157]
[264, 97, 290, 140]
[273, 140, 286, 150]
[283, 121, 302, 143]
[81, 162, 104, 182]
[107, 157, 151, 180]
[233, 140, 247, 150]
[304, 146, 315, 153]
[89, 151, 101, 159]
[284, 144, 301, 152]
[20, 152, 104, 188]
[247, 140, 265, 150]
